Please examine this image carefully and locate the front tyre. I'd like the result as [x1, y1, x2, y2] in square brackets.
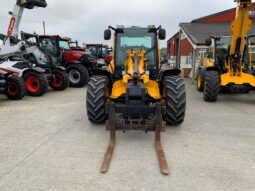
[50, 70, 69, 91]
[24, 71, 48, 97]
[5, 76, 26, 100]
[163, 76, 186, 125]
[203, 71, 220, 102]
[67, 64, 89, 87]
[86, 76, 109, 124]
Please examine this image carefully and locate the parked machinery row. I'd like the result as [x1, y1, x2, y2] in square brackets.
[0, 0, 49, 100]
[0, 0, 99, 100]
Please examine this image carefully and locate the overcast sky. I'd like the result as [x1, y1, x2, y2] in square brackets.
[0, 0, 239, 47]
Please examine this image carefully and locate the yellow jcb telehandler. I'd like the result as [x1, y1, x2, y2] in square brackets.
[197, 0, 255, 101]
[86, 25, 186, 175]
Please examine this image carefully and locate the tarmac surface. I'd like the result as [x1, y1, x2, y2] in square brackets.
[0, 79, 254, 191]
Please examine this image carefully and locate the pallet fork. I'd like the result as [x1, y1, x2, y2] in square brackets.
[100, 102, 170, 175]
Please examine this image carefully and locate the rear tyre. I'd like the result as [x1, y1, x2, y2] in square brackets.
[50, 70, 69, 91]
[203, 71, 220, 102]
[24, 71, 48, 97]
[163, 76, 186, 125]
[5, 76, 26, 100]
[197, 70, 204, 92]
[86, 76, 109, 124]
[67, 64, 89, 87]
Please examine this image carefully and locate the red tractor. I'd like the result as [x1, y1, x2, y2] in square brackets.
[39, 35, 98, 87]
[85, 44, 112, 67]
[68, 40, 85, 52]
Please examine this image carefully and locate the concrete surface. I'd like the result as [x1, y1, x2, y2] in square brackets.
[0, 80, 254, 191]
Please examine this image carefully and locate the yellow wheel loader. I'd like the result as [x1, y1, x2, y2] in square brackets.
[86, 25, 186, 175]
[197, 0, 255, 102]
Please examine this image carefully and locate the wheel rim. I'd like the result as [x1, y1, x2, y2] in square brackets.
[26, 76, 40, 93]
[52, 73, 63, 88]
[7, 82, 18, 96]
[69, 69, 81, 84]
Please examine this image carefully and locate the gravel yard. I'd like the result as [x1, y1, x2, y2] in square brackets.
[0, 80, 254, 191]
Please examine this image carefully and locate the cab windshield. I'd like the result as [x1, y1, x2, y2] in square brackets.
[102, 47, 107, 55]
[88, 47, 97, 55]
[115, 28, 156, 67]
[208, 36, 231, 59]
[87, 46, 108, 58]
[69, 42, 77, 47]
[59, 40, 70, 50]
[216, 36, 231, 50]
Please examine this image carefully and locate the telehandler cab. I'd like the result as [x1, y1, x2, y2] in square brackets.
[197, 0, 255, 101]
[86, 25, 186, 174]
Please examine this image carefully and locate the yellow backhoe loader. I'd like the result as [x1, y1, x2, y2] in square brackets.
[197, 0, 255, 101]
[86, 25, 186, 175]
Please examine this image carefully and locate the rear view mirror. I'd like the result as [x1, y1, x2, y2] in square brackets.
[205, 38, 212, 46]
[159, 29, 166, 40]
[104, 29, 111, 40]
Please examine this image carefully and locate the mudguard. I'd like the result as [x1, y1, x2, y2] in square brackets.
[157, 68, 181, 84]
[198, 66, 207, 80]
[29, 67, 45, 73]
[63, 61, 82, 68]
[22, 67, 45, 77]
[197, 66, 220, 81]
[206, 66, 220, 73]
[53, 65, 66, 71]
[93, 69, 113, 85]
